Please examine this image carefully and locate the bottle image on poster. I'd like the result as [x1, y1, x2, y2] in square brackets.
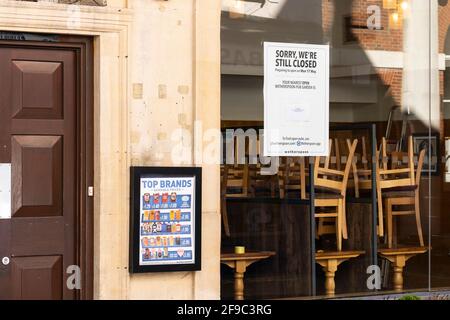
[139, 176, 196, 266]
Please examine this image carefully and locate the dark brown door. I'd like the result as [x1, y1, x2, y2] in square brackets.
[0, 38, 93, 300]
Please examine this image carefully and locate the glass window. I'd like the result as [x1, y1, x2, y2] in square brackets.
[220, 0, 450, 299]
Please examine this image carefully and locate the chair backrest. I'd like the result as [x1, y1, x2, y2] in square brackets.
[334, 138, 341, 170]
[220, 165, 231, 237]
[380, 137, 388, 171]
[278, 157, 307, 199]
[389, 143, 426, 188]
[316, 139, 333, 171]
[415, 148, 426, 187]
[333, 136, 369, 171]
[390, 151, 408, 170]
[220, 165, 228, 196]
[361, 135, 369, 170]
[223, 164, 249, 197]
[314, 139, 358, 195]
[376, 136, 415, 190]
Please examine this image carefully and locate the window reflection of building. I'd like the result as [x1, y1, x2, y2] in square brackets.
[220, 0, 450, 299]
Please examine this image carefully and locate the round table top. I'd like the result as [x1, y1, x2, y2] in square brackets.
[220, 251, 276, 261]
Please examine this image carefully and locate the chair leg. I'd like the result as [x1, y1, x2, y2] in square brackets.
[221, 197, 231, 237]
[414, 192, 424, 247]
[393, 216, 398, 247]
[377, 187, 384, 236]
[317, 218, 324, 237]
[354, 182, 360, 198]
[316, 218, 322, 239]
[353, 163, 359, 199]
[336, 199, 343, 251]
[279, 184, 285, 199]
[385, 198, 393, 248]
[271, 176, 276, 198]
[341, 199, 348, 240]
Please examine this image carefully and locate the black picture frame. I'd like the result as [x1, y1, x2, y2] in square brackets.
[412, 133, 440, 176]
[129, 166, 202, 273]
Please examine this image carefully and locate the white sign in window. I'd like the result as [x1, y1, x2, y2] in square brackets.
[264, 42, 329, 156]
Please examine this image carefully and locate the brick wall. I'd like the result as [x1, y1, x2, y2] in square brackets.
[439, 2, 450, 53]
[322, 0, 403, 51]
[351, 0, 403, 51]
[376, 67, 403, 106]
[322, 1, 450, 106]
[322, 0, 334, 40]
[322, 0, 450, 53]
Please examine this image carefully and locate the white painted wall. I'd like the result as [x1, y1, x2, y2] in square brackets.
[402, 0, 440, 129]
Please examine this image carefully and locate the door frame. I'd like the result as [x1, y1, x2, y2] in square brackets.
[0, 36, 94, 300]
[0, 2, 133, 299]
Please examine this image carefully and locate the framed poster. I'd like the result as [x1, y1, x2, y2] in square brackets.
[129, 167, 202, 273]
[413, 133, 440, 176]
[263, 42, 329, 157]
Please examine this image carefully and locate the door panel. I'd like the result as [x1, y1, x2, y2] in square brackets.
[11, 218, 65, 256]
[11, 256, 63, 300]
[0, 41, 90, 300]
[12, 136, 63, 217]
[11, 60, 63, 119]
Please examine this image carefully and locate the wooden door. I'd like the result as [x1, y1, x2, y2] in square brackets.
[0, 38, 93, 300]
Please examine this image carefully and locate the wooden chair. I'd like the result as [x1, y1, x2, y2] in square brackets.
[314, 139, 358, 251]
[317, 138, 358, 226]
[383, 147, 426, 248]
[220, 165, 231, 237]
[333, 137, 342, 171]
[375, 136, 416, 237]
[220, 163, 250, 237]
[224, 164, 249, 198]
[315, 140, 333, 237]
[278, 157, 307, 200]
[334, 136, 371, 198]
[316, 139, 337, 236]
[241, 134, 278, 198]
[354, 136, 373, 197]
[249, 163, 278, 198]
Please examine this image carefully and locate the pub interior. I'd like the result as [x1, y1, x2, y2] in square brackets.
[219, 0, 450, 299]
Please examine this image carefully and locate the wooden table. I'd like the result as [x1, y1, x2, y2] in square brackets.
[223, 199, 312, 298]
[221, 251, 276, 300]
[315, 250, 365, 295]
[378, 246, 428, 291]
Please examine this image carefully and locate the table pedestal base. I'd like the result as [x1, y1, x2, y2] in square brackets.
[221, 251, 276, 300]
[378, 246, 428, 292]
[315, 250, 364, 296]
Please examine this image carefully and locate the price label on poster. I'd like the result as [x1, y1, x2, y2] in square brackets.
[130, 167, 201, 273]
[264, 42, 329, 156]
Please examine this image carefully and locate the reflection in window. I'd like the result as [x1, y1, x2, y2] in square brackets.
[220, 0, 450, 299]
